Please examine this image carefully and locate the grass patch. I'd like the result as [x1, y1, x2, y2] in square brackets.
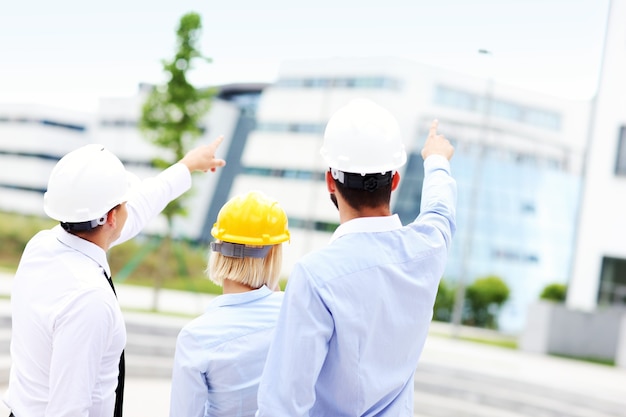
[121, 306, 198, 319]
[458, 336, 518, 349]
[550, 353, 615, 367]
[0, 208, 291, 296]
[0, 212, 56, 269]
[0, 211, 224, 294]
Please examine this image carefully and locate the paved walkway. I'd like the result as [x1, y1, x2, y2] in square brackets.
[0, 271, 625, 416]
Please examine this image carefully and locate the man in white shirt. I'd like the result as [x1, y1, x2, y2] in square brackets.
[256, 99, 457, 416]
[4, 138, 225, 417]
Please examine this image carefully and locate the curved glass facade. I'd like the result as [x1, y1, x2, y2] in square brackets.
[395, 133, 581, 333]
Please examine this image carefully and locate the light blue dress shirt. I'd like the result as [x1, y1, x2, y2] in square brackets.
[256, 155, 457, 417]
[170, 286, 283, 417]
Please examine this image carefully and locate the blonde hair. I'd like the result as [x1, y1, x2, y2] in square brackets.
[207, 243, 283, 290]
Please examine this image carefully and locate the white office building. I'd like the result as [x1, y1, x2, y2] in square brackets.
[569, 0, 626, 312]
[0, 56, 593, 332]
[0, 84, 263, 240]
[232, 57, 589, 332]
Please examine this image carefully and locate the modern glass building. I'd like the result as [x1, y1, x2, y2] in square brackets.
[232, 57, 589, 333]
[0, 56, 594, 333]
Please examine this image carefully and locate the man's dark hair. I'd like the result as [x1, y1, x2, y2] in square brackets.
[333, 172, 393, 210]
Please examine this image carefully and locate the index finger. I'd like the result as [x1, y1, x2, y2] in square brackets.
[209, 135, 224, 149]
[429, 119, 439, 137]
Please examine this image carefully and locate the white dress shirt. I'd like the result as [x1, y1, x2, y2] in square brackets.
[170, 286, 283, 417]
[4, 162, 192, 417]
[256, 155, 457, 416]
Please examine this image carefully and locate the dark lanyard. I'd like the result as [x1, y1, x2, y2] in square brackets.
[104, 271, 125, 417]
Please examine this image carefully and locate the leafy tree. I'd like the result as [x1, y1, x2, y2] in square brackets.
[539, 282, 567, 303]
[140, 11, 216, 232]
[137, 11, 215, 309]
[464, 275, 510, 329]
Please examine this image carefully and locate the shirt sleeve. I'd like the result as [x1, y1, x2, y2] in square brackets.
[112, 163, 192, 246]
[415, 154, 457, 249]
[256, 264, 334, 417]
[46, 289, 120, 417]
[169, 328, 209, 417]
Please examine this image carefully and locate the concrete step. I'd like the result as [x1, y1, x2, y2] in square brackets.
[0, 311, 185, 383]
[413, 363, 624, 417]
[125, 354, 174, 379]
[0, 328, 11, 354]
[125, 333, 177, 358]
[0, 357, 11, 385]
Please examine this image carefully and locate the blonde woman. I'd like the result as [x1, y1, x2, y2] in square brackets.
[169, 191, 289, 417]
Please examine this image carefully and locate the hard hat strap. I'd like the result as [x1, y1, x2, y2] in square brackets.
[211, 241, 273, 259]
[330, 169, 393, 192]
[60, 215, 107, 232]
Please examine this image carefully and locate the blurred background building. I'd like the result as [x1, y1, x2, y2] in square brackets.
[568, 0, 626, 312]
[0, 84, 265, 240]
[234, 57, 589, 333]
[0, 56, 591, 332]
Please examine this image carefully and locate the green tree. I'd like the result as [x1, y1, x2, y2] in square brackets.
[464, 275, 510, 329]
[137, 11, 215, 309]
[140, 11, 216, 231]
[539, 282, 567, 303]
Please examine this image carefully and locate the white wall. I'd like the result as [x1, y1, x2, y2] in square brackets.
[568, 0, 626, 310]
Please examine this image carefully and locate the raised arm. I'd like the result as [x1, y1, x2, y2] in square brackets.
[416, 120, 457, 248]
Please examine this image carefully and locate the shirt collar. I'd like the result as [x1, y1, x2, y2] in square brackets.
[53, 225, 111, 277]
[330, 214, 403, 243]
[207, 285, 275, 309]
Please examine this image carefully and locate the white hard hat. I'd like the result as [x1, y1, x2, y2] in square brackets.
[320, 98, 407, 175]
[44, 144, 133, 224]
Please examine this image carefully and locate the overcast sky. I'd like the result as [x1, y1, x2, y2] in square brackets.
[0, 0, 612, 112]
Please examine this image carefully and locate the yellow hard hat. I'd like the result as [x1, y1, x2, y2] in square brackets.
[211, 191, 290, 246]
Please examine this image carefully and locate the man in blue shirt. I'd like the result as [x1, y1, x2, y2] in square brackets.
[256, 98, 456, 416]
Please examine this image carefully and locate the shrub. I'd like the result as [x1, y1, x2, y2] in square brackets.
[539, 282, 567, 303]
[464, 275, 510, 329]
[433, 279, 455, 322]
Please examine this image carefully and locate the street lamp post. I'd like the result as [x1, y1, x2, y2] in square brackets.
[450, 49, 494, 337]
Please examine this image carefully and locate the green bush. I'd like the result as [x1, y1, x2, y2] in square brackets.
[464, 275, 510, 329]
[433, 279, 455, 322]
[539, 282, 567, 303]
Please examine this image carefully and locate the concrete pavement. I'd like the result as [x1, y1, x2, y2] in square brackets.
[0, 271, 625, 416]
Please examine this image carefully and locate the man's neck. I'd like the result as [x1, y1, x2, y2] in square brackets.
[73, 230, 109, 251]
[338, 204, 391, 224]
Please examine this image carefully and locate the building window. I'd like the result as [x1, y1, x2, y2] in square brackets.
[433, 85, 561, 131]
[274, 76, 401, 91]
[598, 256, 626, 306]
[615, 126, 626, 176]
[242, 166, 325, 182]
[256, 122, 325, 135]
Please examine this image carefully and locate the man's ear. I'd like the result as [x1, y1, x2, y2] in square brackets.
[106, 207, 117, 227]
[391, 171, 401, 191]
[326, 171, 336, 193]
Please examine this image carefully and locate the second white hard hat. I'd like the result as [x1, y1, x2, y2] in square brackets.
[44, 144, 134, 224]
[320, 98, 407, 175]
